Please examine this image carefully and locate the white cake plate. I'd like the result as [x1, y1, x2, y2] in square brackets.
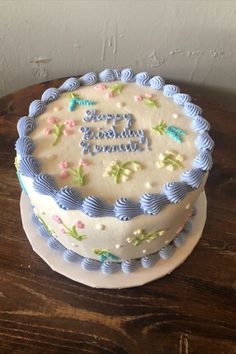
[20, 192, 206, 289]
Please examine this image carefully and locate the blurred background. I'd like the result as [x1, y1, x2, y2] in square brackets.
[0, 0, 236, 110]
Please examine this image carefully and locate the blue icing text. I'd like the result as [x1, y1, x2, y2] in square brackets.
[80, 125, 145, 143]
[83, 109, 133, 128]
[80, 139, 144, 155]
[80, 109, 150, 155]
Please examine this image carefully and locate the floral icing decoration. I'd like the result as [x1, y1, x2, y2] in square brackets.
[37, 213, 54, 236]
[68, 93, 96, 112]
[67, 165, 86, 186]
[107, 83, 124, 95]
[60, 170, 69, 179]
[59, 161, 68, 169]
[94, 83, 106, 91]
[156, 151, 184, 171]
[134, 94, 158, 108]
[134, 95, 142, 102]
[59, 161, 69, 179]
[48, 117, 59, 125]
[50, 121, 65, 145]
[43, 118, 77, 145]
[65, 119, 76, 128]
[79, 158, 89, 166]
[127, 228, 165, 246]
[75, 220, 85, 229]
[58, 160, 87, 185]
[93, 249, 120, 262]
[152, 120, 186, 143]
[95, 83, 124, 98]
[52, 215, 86, 241]
[103, 160, 141, 184]
[143, 97, 157, 108]
[43, 127, 51, 135]
[63, 129, 72, 136]
[105, 92, 112, 99]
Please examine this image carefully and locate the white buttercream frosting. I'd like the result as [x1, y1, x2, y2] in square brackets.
[29, 82, 197, 202]
[16, 73, 212, 262]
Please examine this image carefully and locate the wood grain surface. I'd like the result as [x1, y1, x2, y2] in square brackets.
[0, 78, 235, 354]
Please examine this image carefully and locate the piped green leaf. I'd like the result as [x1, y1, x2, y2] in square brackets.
[104, 160, 141, 184]
[36, 214, 54, 236]
[52, 216, 87, 241]
[52, 123, 64, 146]
[152, 121, 186, 143]
[67, 165, 85, 186]
[143, 97, 158, 108]
[107, 83, 124, 94]
[130, 229, 165, 246]
[152, 120, 167, 135]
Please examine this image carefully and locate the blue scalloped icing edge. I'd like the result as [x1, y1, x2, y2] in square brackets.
[15, 69, 214, 221]
[32, 208, 196, 275]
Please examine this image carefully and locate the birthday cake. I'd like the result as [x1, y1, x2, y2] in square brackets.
[15, 69, 214, 274]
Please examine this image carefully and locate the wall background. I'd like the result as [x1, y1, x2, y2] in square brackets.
[0, 0, 236, 110]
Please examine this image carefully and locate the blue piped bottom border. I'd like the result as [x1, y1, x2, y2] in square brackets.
[31, 208, 196, 275]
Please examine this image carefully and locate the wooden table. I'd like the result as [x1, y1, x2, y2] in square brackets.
[0, 78, 235, 354]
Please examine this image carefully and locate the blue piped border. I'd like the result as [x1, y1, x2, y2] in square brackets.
[32, 208, 196, 275]
[15, 69, 214, 221]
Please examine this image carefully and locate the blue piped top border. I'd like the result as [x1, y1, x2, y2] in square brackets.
[15, 69, 214, 221]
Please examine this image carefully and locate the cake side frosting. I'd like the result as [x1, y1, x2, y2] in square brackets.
[15, 69, 213, 262]
[31, 206, 196, 274]
[19, 175, 206, 260]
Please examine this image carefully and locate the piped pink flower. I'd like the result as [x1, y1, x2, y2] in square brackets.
[75, 220, 85, 229]
[134, 95, 142, 102]
[59, 161, 68, 169]
[79, 158, 89, 166]
[105, 92, 113, 99]
[63, 129, 72, 136]
[61, 228, 66, 234]
[53, 215, 62, 224]
[48, 116, 59, 125]
[95, 83, 106, 91]
[43, 127, 51, 135]
[65, 119, 76, 128]
[60, 170, 69, 179]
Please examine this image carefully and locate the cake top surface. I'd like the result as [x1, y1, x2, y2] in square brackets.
[29, 82, 197, 202]
[16, 69, 214, 220]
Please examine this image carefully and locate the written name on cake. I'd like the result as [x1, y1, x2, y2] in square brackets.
[80, 109, 151, 155]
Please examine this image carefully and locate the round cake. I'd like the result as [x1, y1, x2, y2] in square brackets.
[15, 69, 214, 274]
